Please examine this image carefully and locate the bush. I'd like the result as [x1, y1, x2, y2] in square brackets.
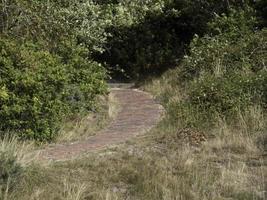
[0, 0, 110, 141]
[58, 41, 107, 112]
[0, 39, 107, 141]
[0, 0, 109, 52]
[170, 8, 267, 127]
[180, 9, 265, 81]
[188, 72, 267, 117]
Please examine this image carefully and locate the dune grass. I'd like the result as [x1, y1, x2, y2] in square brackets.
[56, 92, 119, 143]
[1, 94, 265, 200]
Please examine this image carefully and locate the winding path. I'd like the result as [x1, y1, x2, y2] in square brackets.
[39, 87, 164, 161]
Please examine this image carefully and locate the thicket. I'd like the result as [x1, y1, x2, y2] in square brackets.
[96, 0, 258, 79]
[0, 0, 108, 141]
[165, 5, 267, 129]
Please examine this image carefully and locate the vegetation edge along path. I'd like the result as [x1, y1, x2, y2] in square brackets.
[39, 87, 164, 161]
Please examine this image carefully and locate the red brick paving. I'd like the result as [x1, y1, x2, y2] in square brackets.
[39, 88, 164, 161]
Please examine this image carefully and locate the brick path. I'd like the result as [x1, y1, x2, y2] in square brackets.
[39, 88, 164, 161]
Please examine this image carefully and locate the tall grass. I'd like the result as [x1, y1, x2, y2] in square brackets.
[0, 136, 36, 199]
[56, 92, 119, 143]
[4, 114, 265, 200]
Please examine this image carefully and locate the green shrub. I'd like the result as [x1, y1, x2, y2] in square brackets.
[0, 0, 110, 141]
[0, 0, 113, 54]
[58, 41, 107, 112]
[188, 72, 267, 117]
[180, 19, 266, 82]
[0, 39, 107, 141]
[170, 8, 267, 127]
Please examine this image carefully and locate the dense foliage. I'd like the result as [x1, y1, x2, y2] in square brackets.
[0, 0, 266, 141]
[0, 0, 108, 141]
[96, 0, 256, 79]
[0, 39, 106, 141]
[165, 6, 267, 128]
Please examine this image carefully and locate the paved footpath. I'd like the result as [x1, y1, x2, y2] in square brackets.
[39, 88, 164, 161]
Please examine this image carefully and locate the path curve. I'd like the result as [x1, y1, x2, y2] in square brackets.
[39, 88, 164, 161]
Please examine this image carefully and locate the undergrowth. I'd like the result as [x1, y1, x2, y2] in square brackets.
[56, 91, 119, 143]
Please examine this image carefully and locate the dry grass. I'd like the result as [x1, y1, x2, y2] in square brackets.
[108, 91, 121, 119]
[0, 136, 37, 167]
[0, 137, 37, 200]
[6, 116, 266, 200]
[56, 92, 119, 143]
[142, 69, 266, 200]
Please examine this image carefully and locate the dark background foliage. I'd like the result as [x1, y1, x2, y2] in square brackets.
[94, 0, 264, 80]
